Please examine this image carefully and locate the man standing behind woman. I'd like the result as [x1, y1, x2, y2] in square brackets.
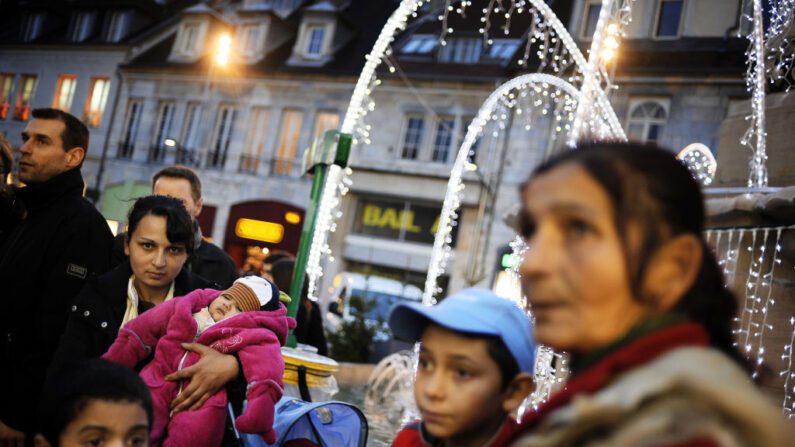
[0, 108, 114, 445]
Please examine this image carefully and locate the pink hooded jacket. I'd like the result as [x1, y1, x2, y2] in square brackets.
[103, 288, 296, 446]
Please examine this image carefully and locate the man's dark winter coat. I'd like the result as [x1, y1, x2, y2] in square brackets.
[50, 261, 212, 368]
[0, 168, 113, 433]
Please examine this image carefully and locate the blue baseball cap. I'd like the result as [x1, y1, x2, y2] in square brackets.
[388, 288, 536, 374]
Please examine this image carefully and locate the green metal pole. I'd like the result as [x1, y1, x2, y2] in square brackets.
[286, 164, 327, 347]
[285, 133, 350, 349]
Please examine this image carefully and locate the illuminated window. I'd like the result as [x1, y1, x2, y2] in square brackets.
[13, 74, 37, 121]
[0, 74, 15, 120]
[438, 38, 481, 63]
[150, 101, 176, 162]
[627, 100, 668, 144]
[401, 115, 424, 160]
[581, 1, 602, 40]
[241, 106, 270, 173]
[52, 75, 76, 112]
[305, 26, 325, 57]
[273, 109, 303, 175]
[312, 110, 339, 140]
[84, 76, 110, 127]
[655, 0, 683, 38]
[118, 99, 143, 159]
[431, 117, 455, 163]
[208, 105, 236, 169]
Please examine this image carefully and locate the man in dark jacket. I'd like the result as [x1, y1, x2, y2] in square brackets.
[0, 108, 113, 443]
[111, 165, 237, 288]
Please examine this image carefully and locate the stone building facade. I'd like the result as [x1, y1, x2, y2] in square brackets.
[1, 0, 750, 319]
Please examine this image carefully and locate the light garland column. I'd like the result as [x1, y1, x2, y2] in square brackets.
[745, 0, 768, 187]
[568, 0, 615, 146]
[304, 0, 425, 300]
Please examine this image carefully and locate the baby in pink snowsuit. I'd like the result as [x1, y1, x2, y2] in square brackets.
[103, 276, 296, 447]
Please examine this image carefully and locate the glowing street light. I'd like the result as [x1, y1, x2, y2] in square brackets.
[216, 33, 231, 66]
[163, 138, 177, 147]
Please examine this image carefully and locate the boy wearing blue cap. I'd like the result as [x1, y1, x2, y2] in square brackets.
[389, 288, 536, 447]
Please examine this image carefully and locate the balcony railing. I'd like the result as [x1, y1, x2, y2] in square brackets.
[271, 157, 303, 177]
[238, 154, 261, 173]
[147, 145, 168, 164]
[116, 141, 135, 159]
[175, 147, 202, 167]
[205, 149, 227, 170]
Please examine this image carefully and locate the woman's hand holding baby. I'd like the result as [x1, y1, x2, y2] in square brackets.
[165, 343, 239, 413]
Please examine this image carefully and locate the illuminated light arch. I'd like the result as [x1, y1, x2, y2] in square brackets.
[305, 0, 629, 302]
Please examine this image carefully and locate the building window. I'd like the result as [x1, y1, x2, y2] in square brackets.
[52, 75, 77, 112]
[239, 24, 262, 57]
[401, 35, 436, 54]
[83, 77, 110, 127]
[241, 106, 270, 173]
[312, 110, 339, 140]
[273, 109, 303, 175]
[270, 0, 300, 10]
[432, 117, 455, 163]
[150, 102, 176, 163]
[462, 117, 481, 163]
[177, 103, 203, 166]
[23, 13, 44, 42]
[107, 11, 128, 42]
[0, 74, 15, 120]
[581, 1, 602, 39]
[486, 40, 520, 60]
[438, 38, 481, 63]
[13, 74, 37, 121]
[208, 105, 236, 169]
[655, 0, 683, 38]
[118, 99, 143, 159]
[71, 11, 94, 42]
[181, 102, 203, 150]
[627, 100, 668, 144]
[305, 26, 325, 57]
[178, 23, 202, 56]
[401, 115, 424, 160]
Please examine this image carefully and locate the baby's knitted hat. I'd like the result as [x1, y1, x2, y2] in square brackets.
[223, 276, 279, 312]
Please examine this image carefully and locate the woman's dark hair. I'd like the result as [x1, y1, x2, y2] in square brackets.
[522, 141, 740, 363]
[271, 259, 307, 304]
[36, 358, 153, 446]
[126, 195, 195, 255]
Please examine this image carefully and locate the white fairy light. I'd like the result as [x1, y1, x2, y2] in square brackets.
[677, 143, 717, 186]
[305, 0, 428, 301]
[765, 0, 795, 91]
[742, 0, 769, 188]
[783, 316, 795, 419]
[423, 73, 583, 304]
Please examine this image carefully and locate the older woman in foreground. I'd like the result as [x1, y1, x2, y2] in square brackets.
[506, 142, 792, 447]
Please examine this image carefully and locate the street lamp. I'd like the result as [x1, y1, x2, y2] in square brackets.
[216, 34, 231, 66]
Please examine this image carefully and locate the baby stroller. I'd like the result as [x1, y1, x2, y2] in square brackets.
[229, 397, 368, 447]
